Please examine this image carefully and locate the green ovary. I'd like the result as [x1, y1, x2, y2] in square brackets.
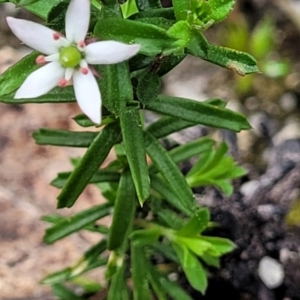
[59, 46, 81, 68]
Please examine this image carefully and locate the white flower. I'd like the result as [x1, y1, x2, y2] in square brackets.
[6, 0, 140, 124]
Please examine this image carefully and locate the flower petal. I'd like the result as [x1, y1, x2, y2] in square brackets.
[85, 41, 141, 65]
[6, 17, 63, 55]
[15, 62, 64, 98]
[73, 70, 101, 124]
[65, 0, 90, 43]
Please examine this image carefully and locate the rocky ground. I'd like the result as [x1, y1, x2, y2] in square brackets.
[0, 1, 300, 299]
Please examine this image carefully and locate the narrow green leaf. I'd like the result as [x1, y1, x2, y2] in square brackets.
[130, 7, 175, 21]
[44, 204, 112, 243]
[42, 213, 109, 234]
[131, 245, 152, 300]
[136, 0, 161, 11]
[172, 0, 188, 21]
[120, 109, 150, 204]
[168, 137, 215, 165]
[204, 98, 227, 108]
[158, 275, 193, 300]
[0, 52, 39, 97]
[200, 236, 236, 255]
[144, 132, 194, 211]
[94, 18, 178, 56]
[150, 175, 192, 215]
[201, 254, 220, 268]
[130, 228, 160, 246]
[203, 45, 259, 76]
[150, 242, 179, 264]
[186, 28, 209, 58]
[33, 129, 97, 147]
[157, 209, 185, 230]
[146, 95, 251, 131]
[72, 114, 95, 127]
[57, 123, 120, 208]
[108, 169, 137, 250]
[0, 86, 75, 103]
[146, 262, 167, 300]
[52, 284, 84, 300]
[51, 170, 120, 188]
[146, 116, 195, 139]
[108, 259, 130, 300]
[175, 236, 216, 256]
[197, 142, 228, 175]
[136, 72, 161, 105]
[173, 243, 208, 293]
[22, 0, 61, 19]
[178, 207, 210, 236]
[97, 63, 133, 115]
[157, 54, 186, 76]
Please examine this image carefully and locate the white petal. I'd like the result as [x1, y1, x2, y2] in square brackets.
[6, 17, 63, 55]
[85, 41, 141, 65]
[15, 62, 64, 98]
[65, 0, 90, 43]
[73, 70, 101, 124]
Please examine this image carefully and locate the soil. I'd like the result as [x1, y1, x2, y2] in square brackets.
[0, 1, 300, 300]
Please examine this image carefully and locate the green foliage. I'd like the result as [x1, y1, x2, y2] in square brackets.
[0, 0, 258, 298]
[186, 142, 247, 195]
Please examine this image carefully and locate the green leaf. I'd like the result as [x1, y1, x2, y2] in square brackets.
[136, 71, 161, 105]
[130, 228, 160, 246]
[136, 0, 161, 11]
[94, 18, 178, 56]
[157, 209, 185, 230]
[200, 236, 236, 254]
[57, 123, 120, 208]
[107, 259, 130, 300]
[120, 108, 150, 204]
[150, 242, 179, 264]
[0, 52, 39, 97]
[175, 236, 217, 256]
[167, 20, 192, 50]
[189, 142, 228, 176]
[157, 54, 186, 76]
[201, 45, 259, 76]
[42, 213, 109, 234]
[97, 63, 133, 115]
[146, 262, 167, 300]
[130, 7, 175, 21]
[108, 169, 137, 250]
[168, 137, 215, 165]
[146, 116, 195, 139]
[146, 95, 251, 131]
[22, 0, 61, 19]
[173, 243, 207, 293]
[52, 284, 84, 300]
[51, 170, 120, 188]
[33, 129, 97, 147]
[44, 204, 112, 243]
[131, 245, 152, 300]
[178, 207, 210, 236]
[201, 254, 220, 268]
[72, 114, 95, 127]
[157, 275, 193, 300]
[186, 28, 209, 58]
[172, 0, 189, 21]
[198, 0, 235, 24]
[144, 132, 194, 211]
[150, 175, 192, 215]
[0, 86, 75, 103]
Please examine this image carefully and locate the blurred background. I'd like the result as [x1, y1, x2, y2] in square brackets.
[0, 0, 300, 299]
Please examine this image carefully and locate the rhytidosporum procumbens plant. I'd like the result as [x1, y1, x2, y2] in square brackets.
[0, 0, 258, 298]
